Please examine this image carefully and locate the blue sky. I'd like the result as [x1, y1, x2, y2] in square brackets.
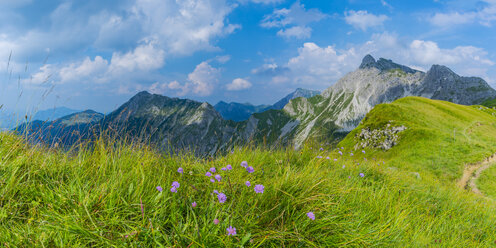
[1, 0, 496, 113]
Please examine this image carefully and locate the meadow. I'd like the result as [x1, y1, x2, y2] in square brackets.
[1, 96, 496, 247]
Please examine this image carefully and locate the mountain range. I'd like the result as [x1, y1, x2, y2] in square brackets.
[0, 107, 80, 130]
[16, 55, 496, 155]
[214, 88, 320, 122]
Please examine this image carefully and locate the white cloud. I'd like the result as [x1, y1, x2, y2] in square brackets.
[430, 0, 496, 27]
[344, 10, 388, 31]
[278, 32, 495, 89]
[430, 12, 476, 27]
[59, 56, 108, 83]
[214, 55, 231, 64]
[409, 40, 494, 66]
[26, 64, 54, 85]
[226, 78, 252, 90]
[54, 40, 165, 85]
[108, 41, 165, 73]
[187, 61, 221, 96]
[286, 42, 360, 86]
[135, 61, 222, 96]
[261, 2, 327, 39]
[0, 0, 239, 67]
[132, 0, 240, 55]
[277, 26, 311, 39]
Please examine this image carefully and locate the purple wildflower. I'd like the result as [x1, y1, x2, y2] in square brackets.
[215, 174, 222, 182]
[192, 202, 197, 208]
[172, 181, 180, 188]
[254, 184, 264, 194]
[359, 173, 365, 177]
[350, 152, 354, 156]
[362, 150, 366, 154]
[342, 165, 345, 168]
[205, 171, 212, 177]
[246, 166, 255, 173]
[156, 186, 163, 192]
[245, 181, 251, 187]
[316, 156, 323, 159]
[241, 161, 248, 168]
[341, 147, 344, 150]
[221, 167, 227, 171]
[319, 147, 324, 151]
[218, 193, 227, 203]
[326, 156, 330, 160]
[213, 190, 219, 194]
[210, 167, 216, 173]
[177, 167, 183, 174]
[227, 226, 237, 236]
[210, 178, 215, 183]
[334, 158, 338, 161]
[214, 219, 219, 225]
[170, 187, 177, 193]
[338, 151, 343, 155]
[307, 212, 315, 220]
[226, 164, 232, 170]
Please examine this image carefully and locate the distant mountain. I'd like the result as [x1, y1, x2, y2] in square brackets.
[214, 88, 320, 122]
[33, 107, 80, 122]
[271, 88, 321, 110]
[16, 110, 104, 145]
[214, 102, 270, 122]
[0, 107, 80, 130]
[18, 55, 496, 154]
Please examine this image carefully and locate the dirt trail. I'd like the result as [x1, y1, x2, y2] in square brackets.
[458, 153, 496, 195]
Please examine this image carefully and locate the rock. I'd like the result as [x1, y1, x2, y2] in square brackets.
[354, 122, 407, 151]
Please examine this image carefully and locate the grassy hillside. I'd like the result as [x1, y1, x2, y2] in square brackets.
[339, 96, 496, 183]
[2, 97, 496, 247]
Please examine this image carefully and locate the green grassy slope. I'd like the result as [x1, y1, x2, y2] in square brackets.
[2, 97, 496, 247]
[339, 96, 496, 183]
[477, 165, 496, 198]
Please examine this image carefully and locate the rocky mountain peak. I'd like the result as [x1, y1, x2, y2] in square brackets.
[426, 64, 456, 77]
[359, 54, 419, 74]
[359, 54, 377, 69]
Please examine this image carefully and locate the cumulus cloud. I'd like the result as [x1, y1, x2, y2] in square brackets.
[187, 61, 221, 96]
[8, 0, 240, 98]
[261, 2, 327, 39]
[108, 41, 165, 73]
[344, 10, 388, 31]
[132, 0, 240, 55]
[26, 64, 55, 85]
[274, 32, 495, 89]
[430, 0, 496, 27]
[123, 61, 222, 96]
[59, 56, 108, 83]
[409, 40, 494, 66]
[0, 0, 239, 67]
[226, 78, 252, 90]
[54, 40, 165, 85]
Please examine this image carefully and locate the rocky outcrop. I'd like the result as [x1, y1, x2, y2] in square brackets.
[354, 122, 407, 151]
